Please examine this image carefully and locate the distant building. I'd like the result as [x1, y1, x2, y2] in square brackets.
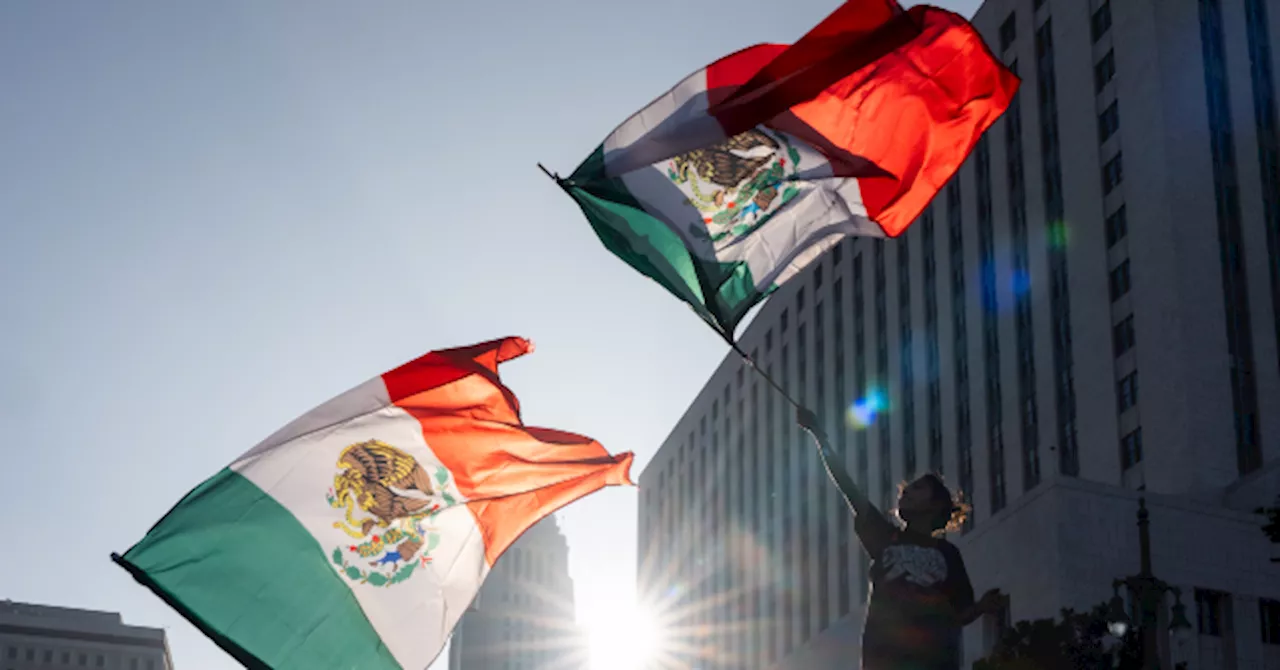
[448, 515, 588, 670]
[0, 601, 172, 670]
[637, 0, 1280, 668]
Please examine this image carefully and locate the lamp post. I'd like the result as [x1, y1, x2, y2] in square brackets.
[1106, 497, 1193, 670]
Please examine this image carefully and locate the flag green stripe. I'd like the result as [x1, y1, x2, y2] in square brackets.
[117, 468, 399, 670]
[567, 146, 767, 336]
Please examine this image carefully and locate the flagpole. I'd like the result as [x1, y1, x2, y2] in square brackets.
[711, 323, 806, 411]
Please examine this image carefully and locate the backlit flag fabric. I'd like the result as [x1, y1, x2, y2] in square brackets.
[114, 337, 633, 670]
[560, 0, 1018, 337]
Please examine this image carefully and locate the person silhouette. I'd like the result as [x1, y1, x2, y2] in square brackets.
[797, 407, 1004, 670]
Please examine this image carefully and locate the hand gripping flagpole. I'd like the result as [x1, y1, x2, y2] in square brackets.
[537, 162, 810, 415]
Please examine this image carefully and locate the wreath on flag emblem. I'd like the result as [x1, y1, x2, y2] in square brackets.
[668, 128, 803, 244]
[324, 439, 457, 587]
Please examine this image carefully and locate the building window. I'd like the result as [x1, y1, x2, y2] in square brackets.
[1113, 316, 1136, 356]
[1000, 14, 1016, 51]
[781, 308, 789, 332]
[1091, 1, 1112, 42]
[1098, 101, 1120, 143]
[1110, 260, 1132, 300]
[96, 655, 105, 668]
[1095, 50, 1116, 92]
[1261, 598, 1280, 644]
[43, 650, 52, 663]
[1103, 153, 1124, 194]
[796, 287, 805, 313]
[1120, 427, 1143, 469]
[815, 264, 824, 289]
[1106, 206, 1128, 246]
[1033, 0, 1045, 9]
[1117, 372, 1139, 412]
[25, 650, 33, 662]
[79, 653, 87, 666]
[1196, 589, 1227, 636]
[833, 242, 843, 265]
[5, 647, 13, 660]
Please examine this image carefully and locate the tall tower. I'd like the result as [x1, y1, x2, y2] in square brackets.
[448, 515, 588, 669]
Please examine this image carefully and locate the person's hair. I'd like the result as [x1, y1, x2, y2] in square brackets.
[895, 473, 970, 536]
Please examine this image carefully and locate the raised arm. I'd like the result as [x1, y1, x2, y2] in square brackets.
[797, 408, 874, 518]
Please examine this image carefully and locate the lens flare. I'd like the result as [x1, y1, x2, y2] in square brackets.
[1048, 221, 1070, 249]
[1010, 269, 1032, 297]
[846, 387, 890, 429]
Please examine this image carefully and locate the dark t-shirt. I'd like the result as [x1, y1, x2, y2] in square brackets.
[855, 504, 974, 670]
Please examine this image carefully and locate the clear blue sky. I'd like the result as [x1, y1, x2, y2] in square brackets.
[0, 1, 978, 668]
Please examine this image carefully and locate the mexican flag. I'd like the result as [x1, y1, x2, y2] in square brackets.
[113, 338, 633, 670]
[560, 0, 1017, 337]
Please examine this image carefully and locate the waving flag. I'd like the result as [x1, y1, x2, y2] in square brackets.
[113, 337, 633, 670]
[558, 0, 1017, 337]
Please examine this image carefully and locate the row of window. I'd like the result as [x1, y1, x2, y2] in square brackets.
[1, 648, 156, 670]
[1196, 591, 1280, 646]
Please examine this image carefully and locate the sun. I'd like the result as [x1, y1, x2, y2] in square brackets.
[585, 599, 661, 670]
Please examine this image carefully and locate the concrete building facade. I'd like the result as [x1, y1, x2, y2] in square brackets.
[0, 602, 172, 670]
[637, 0, 1280, 668]
[448, 515, 587, 670]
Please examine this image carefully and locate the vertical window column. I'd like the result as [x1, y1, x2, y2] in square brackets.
[899, 234, 917, 477]
[922, 208, 943, 475]
[852, 248, 871, 597]
[1036, 17, 1079, 478]
[1243, 0, 1280, 403]
[947, 180, 975, 531]
[1004, 52, 1041, 491]
[1200, 0, 1263, 474]
[976, 136, 1006, 514]
[874, 243, 892, 509]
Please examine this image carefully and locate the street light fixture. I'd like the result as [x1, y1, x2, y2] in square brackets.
[1106, 497, 1193, 670]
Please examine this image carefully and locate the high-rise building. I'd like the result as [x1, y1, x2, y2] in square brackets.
[637, 0, 1280, 668]
[0, 601, 173, 670]
[448, 515, 587, 670]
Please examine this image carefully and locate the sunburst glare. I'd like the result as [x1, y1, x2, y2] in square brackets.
[587, 599, 660, 670]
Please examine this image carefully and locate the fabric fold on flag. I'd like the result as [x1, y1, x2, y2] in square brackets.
[559, 0, 1018, 338]
[114, 337, 633, 670]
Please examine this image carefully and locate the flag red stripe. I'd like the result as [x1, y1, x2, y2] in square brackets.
[709, 0, 909, 135]
[788, 6, 1018, 235]
[381, 337, 633, 564]
[704, 44, 787, 108]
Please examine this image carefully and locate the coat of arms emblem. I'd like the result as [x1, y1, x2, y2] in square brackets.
[325, 440, 455, 588]
[667, 128, 803, 244]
